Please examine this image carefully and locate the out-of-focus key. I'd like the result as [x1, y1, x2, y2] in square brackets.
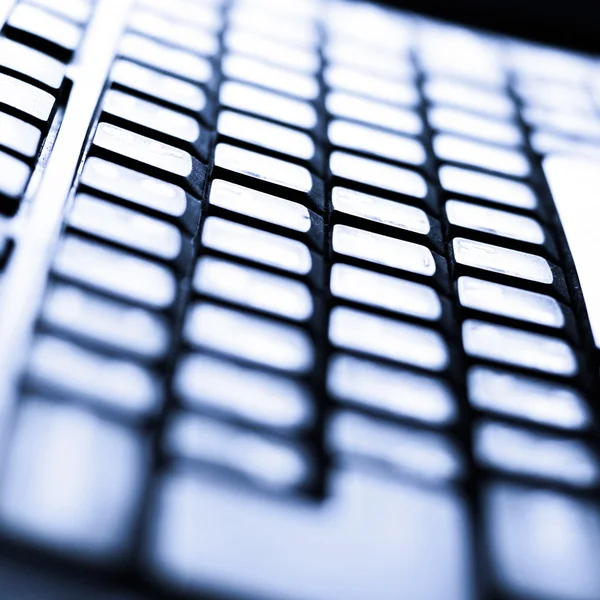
[0, 150, 31, 212]
[137, 0, 223, 31]
[29, 0, 92, 25]
[0, 111, 41, 159]
[0, 72, 56, 125]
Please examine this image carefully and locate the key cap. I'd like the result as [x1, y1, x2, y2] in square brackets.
[111, 60, 210, 121]
[524, 106, 600, 142]
[485, 482, 600, 600]
[137, 0, 223, 31]
[440, 165, 537, 210]
[184, 303, 315, 375]
[222, 54, 319, 100]
[329, 410, 463, 481]
[428, 106, 522, 146]
[213, 144, 324, 212]
[328, 120, 426, 167]
[42, 283, 171, 361]
[324, 65, 419, 106]
[208, 179, 323, 250]
[326, 91, 423, 136]
[446, 199, 546, 247]
[468, 366, 591, 430]
[463, 320, 577, 376]
[148, 466, 473, 600]
[102, 90, 212, 162]
[330, 262, 443, 323]
[0, 111, 41, 159]
[6, 3, 82, 61]
[329, 306, 450, 372]
[516, 79, 594, 113]
[28, 334, 162, 418]
[433, 134, 530, 178]
[120, 34, 213, 86]
[80, 158, 200, 234]
[0, 396, 146, 560]
[0, 150, 31, 212]
[165, 414, 311, 490]
[217, 110, 318, 166]
[220, 81, 318, 130]
[194, 256, 314, 322]
[174, 353, 314, 432]
[475, 420, 599, 487]
[0, 72, 56, 125]
[328, 353, 457, 425]
[333, 225, 447, 290]
[0, 37, 65, 92]
[129, 9, 219, 57]
[457, 276, 566, 329]
[331, 187, 440, 250]
[92, 123, 207, 197]
[27, 0, 92, 25]
[68, 194, 185, 263]
[54, 235, 177, 310]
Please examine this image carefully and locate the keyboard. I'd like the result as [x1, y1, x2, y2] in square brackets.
[1, 0, 600, 598]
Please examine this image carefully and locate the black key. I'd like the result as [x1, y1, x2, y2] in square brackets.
[102, 90, 212, 162]
[79, 157, 201, 234]
[0, 72, 56, 125]
[0, 37, 65, 92]
[68, 194, 189, 266]
[92, 122, 207, 198]
[0, 150, 31, 213]
[0, 111, 41, 159]
[6, 3, 82, 61]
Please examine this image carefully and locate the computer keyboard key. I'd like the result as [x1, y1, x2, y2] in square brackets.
[0, 111, 41, 159]
[28, 334, 163, 418]
[68, 194, 185, 264]
[184, 303, 315, 375]
[194, 257, 314, 322]
[137, 0, 223, 31]
[457, 276, 566, 329]
[329, 306, 450, 373]
[0, 72, 56, 125]
[92, 123, 207, 198]
[330, 263, 443, 323]
[328, 120, 427, 168]
[222, 54, 320, 100]
[213, 144, 324, 213]
[462, 320, 578, 376]
[475, 420, 599, 487]
[148, 466, 473, 600]
[42, 283, 171, 361]
[433, 134, 530, 178]
[129, 9, 220, 57]
[165, 414, 311, 490]
[119, 34, 214, 86]
[440, 165, 538, 210]
[174, 353, 314, 432]
[468, 366, 591, 430]
[0, 397, 146, 560]
[0, 150, 31, 211]
[54, 235, 177, 310]
[102, 90, 212, 162]
[111, 60, 211, 122]
[333, 225, 448, 291]
[328, 353, 457, 426]
[219, 81, 319, 131]
[6, 3, 82, 61]
[0, 37, 65, 92]
[208, 179, 323, 250]
[485, 482, 600, 600]
[28, 0, 92, 25]
[326, 91, 423, 136]
[329, 410, 463, 481]
[217, 110, 320, 169]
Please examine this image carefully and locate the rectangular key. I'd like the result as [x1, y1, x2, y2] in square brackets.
[0, 150, 31, 213]
[92, 122, 207, 197]
[0, 111, 41, 159]
[0, 72, 56, 125]
[208, 179, 324, 250]
[213, 143, 324, 213]
[79, 158, 201, 234]
[28, 0, 92, 25]
[174, 352, 314, 432]
[103, 90, 212, 162]
[137, 0, 223, 31]
[462, 319, 578, 377]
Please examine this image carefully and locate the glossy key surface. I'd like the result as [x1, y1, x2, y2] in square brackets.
[0, 72, 55, 123]
[0, 111, 41, 159]
[0, 150, 31, 205]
